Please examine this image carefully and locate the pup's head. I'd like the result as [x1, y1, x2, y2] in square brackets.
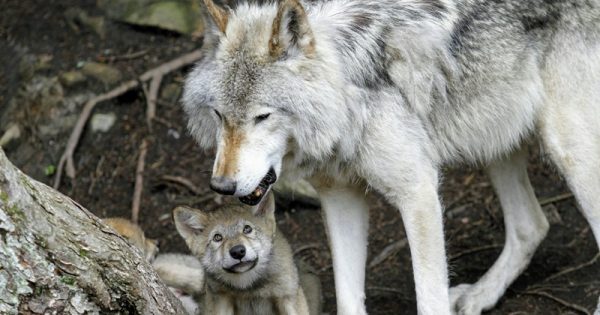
[173, 193, 277, 288]
[183, 0, 346, 205]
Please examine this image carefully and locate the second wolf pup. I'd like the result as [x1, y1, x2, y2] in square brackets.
[173, 193, 321, 315]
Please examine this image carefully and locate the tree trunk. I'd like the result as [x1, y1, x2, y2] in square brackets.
[0, 148, 186, 315]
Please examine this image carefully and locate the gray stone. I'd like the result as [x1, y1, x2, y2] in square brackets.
[65, 8, 106, 39]
[97, 0, 204, 35]
[160, 83, 181, 101]
[0, 124, 21, 147]
[81, 62, 122, 85]
[91, 113, 117, 133]
[59, 71, 87, 87]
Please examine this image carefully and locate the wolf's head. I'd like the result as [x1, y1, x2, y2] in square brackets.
[183, 0, 349, 205]
[173, 193, 277, 288]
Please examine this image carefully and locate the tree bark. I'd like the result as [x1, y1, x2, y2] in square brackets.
[0, 148, 186, 315]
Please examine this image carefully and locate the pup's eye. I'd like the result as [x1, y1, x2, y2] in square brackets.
[213, 234, 223, 242]
[254, 113, 271, 124]
[213, 109, 222, 120]
[243, 225, 252, 234]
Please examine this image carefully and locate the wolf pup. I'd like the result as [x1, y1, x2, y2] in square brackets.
[173, 193, 321, 315]
[102, 217, 159, 262]
[183, 0, 600, 314]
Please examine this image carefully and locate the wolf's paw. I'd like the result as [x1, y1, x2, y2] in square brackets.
[449, 283, 485, 315]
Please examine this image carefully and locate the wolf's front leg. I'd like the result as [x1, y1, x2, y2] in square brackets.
[315, 183, 369, 315]
[361, 153, 450, 315]
[398, 181, 450, 315]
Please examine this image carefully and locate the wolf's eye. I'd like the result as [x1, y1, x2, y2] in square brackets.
[243, 225, 252, 234]
[254, 113, 271, 124]
[213, 233, 223, 242]
[213, 109, 222, 120]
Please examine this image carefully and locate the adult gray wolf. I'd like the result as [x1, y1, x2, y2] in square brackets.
[173, 193, 322, 315]
[182, 0, 600, 314]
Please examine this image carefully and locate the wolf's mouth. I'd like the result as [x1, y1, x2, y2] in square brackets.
[224, 259, 258, 273]
[239, 168, 277, 205]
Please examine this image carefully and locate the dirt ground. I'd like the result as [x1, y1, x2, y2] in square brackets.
[1, 1, 598, 314]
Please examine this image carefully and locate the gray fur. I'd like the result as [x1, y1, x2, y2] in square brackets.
[183, 0, 600, 314]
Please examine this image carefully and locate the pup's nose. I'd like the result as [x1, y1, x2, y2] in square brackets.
[229, 245, 246, 260]
[210, 176, 237, 195]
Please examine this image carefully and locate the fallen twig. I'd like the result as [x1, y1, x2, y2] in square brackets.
[53, 49, 203, 189]
[368, 238, 408, 269]
[98, 49, 148, 63]
[449, 244, 503, 260]
[131, 139, 148, 223]
[539, 192, 574, 206]
[145, 74, 162, 129]
[521, 290, 591, 315]
[160, 175, 205, 195]
[541, 252, 600, 283]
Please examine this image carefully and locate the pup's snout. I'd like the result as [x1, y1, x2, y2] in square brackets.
[210, 176, 237, 195]
[229, 245, 246, 260]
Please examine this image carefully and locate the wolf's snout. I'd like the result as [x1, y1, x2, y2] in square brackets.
[229, 245, 246, 260]
[210, 176, 237, 195]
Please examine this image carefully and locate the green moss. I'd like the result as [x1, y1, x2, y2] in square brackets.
[60, 275, 76, 286]
[0, 190, 8, 204]
[6, 204, 24, 220]
[79, 249, 89, 258]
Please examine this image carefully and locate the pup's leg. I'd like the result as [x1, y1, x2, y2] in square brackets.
[317, 184, 369, 315]
[450, 148, 549, 315]
[274, 293, 309, 315]
[204, 291, 234, 315]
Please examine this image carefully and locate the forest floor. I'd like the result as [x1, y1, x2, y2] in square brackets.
[1, 1, 598, 314]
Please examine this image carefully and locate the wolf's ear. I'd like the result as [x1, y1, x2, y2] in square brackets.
[173, 206, 208, 241]
[203, 0, 230, 34]
[251, 192, 276, 219]
[269, 0, 315, 59]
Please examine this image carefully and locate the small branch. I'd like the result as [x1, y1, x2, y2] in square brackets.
[131, 139, 148, 223]
[449, 244, 503, 261]
[520, 290, 591, 315]
[539, 192, 574, 206]
[160, 175, 205, 195]
[368, 238, 408, 269]
[541, 252, 600, 283]
[98, 49, 148, 63]
[145, 74, 162, 129]
[53, 49, 203, 189]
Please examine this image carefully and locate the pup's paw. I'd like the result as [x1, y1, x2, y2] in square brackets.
[449, 283, 485, 315]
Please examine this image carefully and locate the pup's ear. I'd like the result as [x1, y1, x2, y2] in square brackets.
[203, 0, 230, 34]
[173, 206, 208, 242]
[269, 0, 316, 59]
[251, 192, 276, 219]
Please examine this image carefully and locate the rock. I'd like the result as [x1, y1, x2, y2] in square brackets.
[0, 124, 21, 147]
[91, 113, 117, 133]
[81, 62, 122, 85]
[18, 54, 52, 81]
[65, 8, 106, 39]
[97, 0, 204, 35]
[59, 71, 87, 87]
[9, 76, 93, 137]
[160, 83, 181, 101]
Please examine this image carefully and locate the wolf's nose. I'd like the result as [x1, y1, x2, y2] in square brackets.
[229, 245, 246, 260]
[210, 176, 237, 195]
